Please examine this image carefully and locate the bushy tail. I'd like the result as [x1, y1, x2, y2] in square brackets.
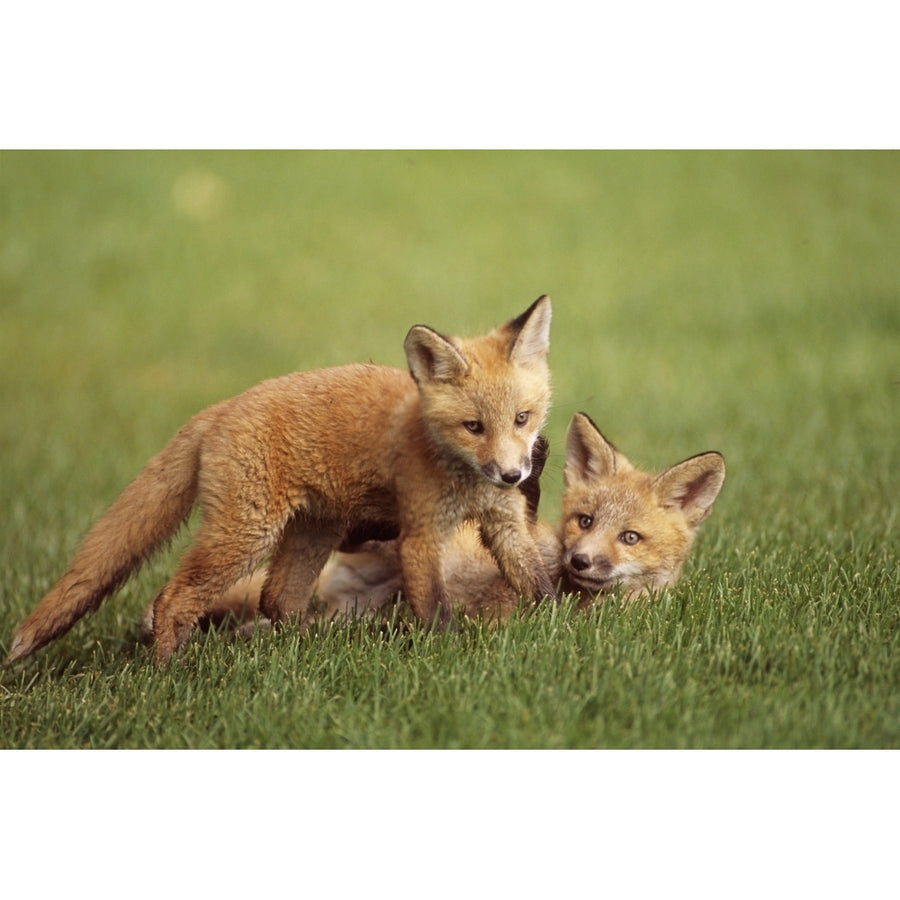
[5, 413, 211, 664]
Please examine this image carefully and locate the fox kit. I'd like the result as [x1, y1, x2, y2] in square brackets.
[6, 297, 555, 665]
[179, 413, 725, 626]
[556, 412, 725, 604]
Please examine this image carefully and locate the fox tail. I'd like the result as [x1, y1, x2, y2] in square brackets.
[5, 412, 211, 664]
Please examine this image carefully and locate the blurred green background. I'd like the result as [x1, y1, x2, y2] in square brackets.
[1, 149, 897, 621]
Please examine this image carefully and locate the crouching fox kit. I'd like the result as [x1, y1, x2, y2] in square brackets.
[555, 413, 725, 604]
[174, 413, 725, 627]
[6, 297, 555, 665]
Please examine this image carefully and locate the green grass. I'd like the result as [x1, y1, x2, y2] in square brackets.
[1, 150, 898, 749]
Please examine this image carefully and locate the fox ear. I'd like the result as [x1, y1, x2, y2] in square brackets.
[507, 295, 552, 367]
[653, 452, 726, 527]
[564, 412, 626, 486]
[404, 325, 470, 384]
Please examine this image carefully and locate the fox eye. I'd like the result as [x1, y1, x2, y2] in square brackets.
[463, 420, 485, 435]
[578, 514, 593, 530]
[514, 411, 529, 427]
[619, 530, 641, 546]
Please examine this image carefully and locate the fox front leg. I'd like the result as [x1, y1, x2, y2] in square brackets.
[396, 533, 454, 629]
[479, 510, 558, 604]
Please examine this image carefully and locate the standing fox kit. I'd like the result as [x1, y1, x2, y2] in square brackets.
[184, 413, 726, 625]
[6, 297, 555, 664]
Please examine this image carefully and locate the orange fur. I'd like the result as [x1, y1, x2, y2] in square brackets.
[7, 298, 555, 664]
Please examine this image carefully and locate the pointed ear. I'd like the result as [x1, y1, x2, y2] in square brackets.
[404, 325, 469, 384]
[507, 295, 552, 367]
[653, 452, 726, 527]
[564, 412, 625, 487]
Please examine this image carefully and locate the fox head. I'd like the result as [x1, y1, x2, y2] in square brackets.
[560, 413, 725, 598]
[404, 295, 552, 488]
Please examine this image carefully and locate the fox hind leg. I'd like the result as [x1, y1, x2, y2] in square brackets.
[259, 517, 342, 624]
[152, 528, 277, 662]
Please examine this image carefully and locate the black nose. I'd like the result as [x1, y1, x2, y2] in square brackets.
[500, 469, 522, 485]
[570, 553, 591, 571]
